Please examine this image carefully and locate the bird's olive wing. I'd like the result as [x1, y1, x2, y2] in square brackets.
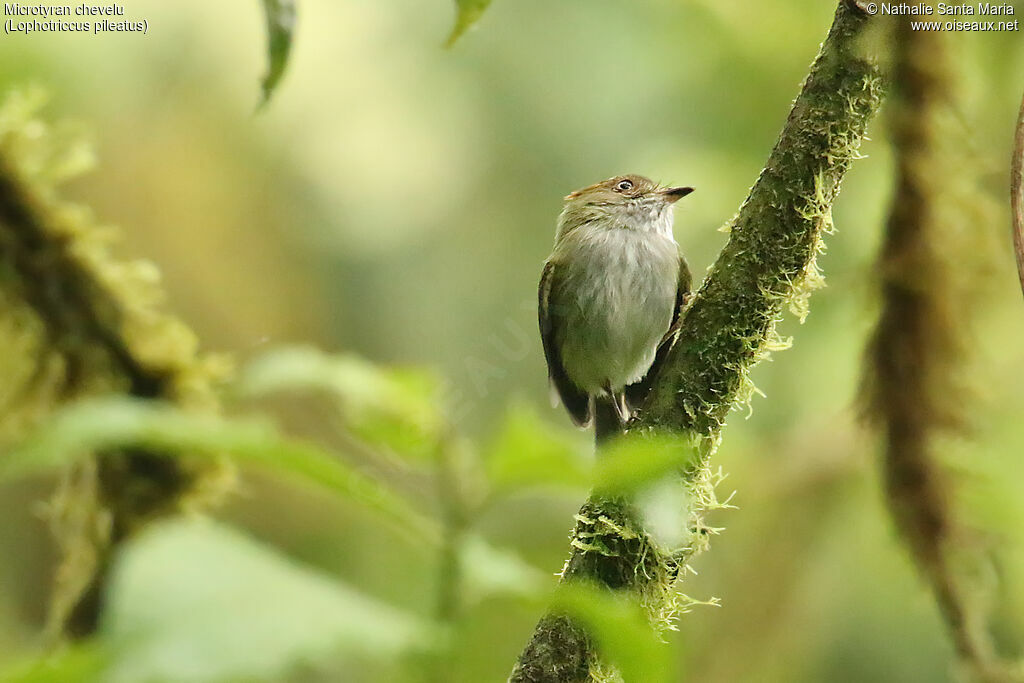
[539, 261, 591, 427]
[677, 253, 693, 308]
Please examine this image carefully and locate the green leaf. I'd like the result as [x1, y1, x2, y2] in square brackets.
[1, 647, 108, 683]
[0, 397, 434, 541]
[101, 519, 429, 682]
[237, 347, 444, 461]
[459, 534, 548, 603]
[553, 583, 676, 683]
[259, 0, 296, 106]
[593, 432, 700, 497]
[484, 403, 589, 495]
[483, 405, 697, 499]
[446, 0, 492, 47]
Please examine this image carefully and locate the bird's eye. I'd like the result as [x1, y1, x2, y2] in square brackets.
[616, 179, 634, 192]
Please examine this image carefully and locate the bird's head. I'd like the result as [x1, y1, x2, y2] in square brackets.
[558, 175, 693, 239]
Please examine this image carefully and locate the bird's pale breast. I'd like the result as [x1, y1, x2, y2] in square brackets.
[550, 226, 679, 394]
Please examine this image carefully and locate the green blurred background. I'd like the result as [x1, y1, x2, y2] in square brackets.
[1, 1, 1024, 680]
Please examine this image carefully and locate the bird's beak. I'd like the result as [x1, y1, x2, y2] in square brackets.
[660, 186, 695, 203]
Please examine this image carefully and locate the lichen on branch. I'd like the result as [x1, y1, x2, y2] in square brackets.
[510, 2, 884, 680]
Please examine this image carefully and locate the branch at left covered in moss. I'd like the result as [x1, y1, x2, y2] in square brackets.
[0, 89, 231, 639]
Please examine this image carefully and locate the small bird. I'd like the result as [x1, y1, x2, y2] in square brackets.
[538, 175, 693, 437]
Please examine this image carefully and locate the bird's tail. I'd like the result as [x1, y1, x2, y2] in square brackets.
[593, 393, 627, 446]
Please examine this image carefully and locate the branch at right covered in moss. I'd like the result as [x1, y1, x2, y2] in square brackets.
[0, 90, 229, 640]
[860, 21, 1023, 683]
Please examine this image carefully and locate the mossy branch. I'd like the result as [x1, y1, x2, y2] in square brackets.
[0, 91, 228, 640]
[861, 21, 1022, 682]
[510, 3, 883, 680]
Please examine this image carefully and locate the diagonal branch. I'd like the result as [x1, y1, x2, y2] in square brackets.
[510, 2, 883, 680]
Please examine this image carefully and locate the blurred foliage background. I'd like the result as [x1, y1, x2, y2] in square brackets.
[1, 0, 1024, 680]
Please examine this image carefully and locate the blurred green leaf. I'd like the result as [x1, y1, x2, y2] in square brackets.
[1, 647, 108, 683]
[101, 519, 429, 682]
[594, 433, 700, 497]
[446, 0, 492, 47]
[553, 583, 675, 683]
[484, 405, 697, 499]
[0, 397, 434, 540]
[460, 534, 548, 604]
[484, 403, 588, 495]
[237, 347, 444, 461]
[259, 0, 296, 106]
